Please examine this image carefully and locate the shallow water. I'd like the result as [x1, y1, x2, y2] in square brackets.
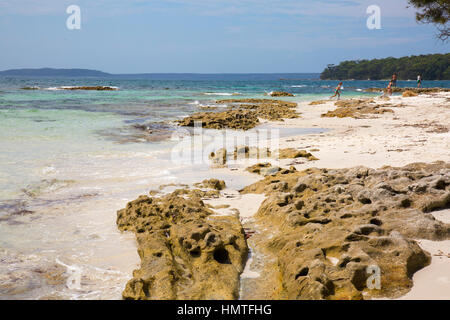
[0, 76, 449, 299]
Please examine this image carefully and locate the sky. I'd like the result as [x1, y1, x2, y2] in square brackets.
[0, 0, 448, 73]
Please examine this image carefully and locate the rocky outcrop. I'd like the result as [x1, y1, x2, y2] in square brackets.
[63, 86, 118, 91]
[22, 86, 118, 91]
[117, 162, 449, 300]
[194, 179, 227, 191]
[278, 148, 318, 161]
[246, 163, 281, 176]
[177, 109, 260, 131]
[241, 162, 450, 299]
[267, 91, 295, 97]
[117, 186, 248, 300]
[402, 90, 419, 97]
[21, 87, 40, 90]
[309, 100, 328, 106]
[209, 147, 318, 167]
[178, 99, 299, 131]
[97, 122, 176, 144]
[321, 98, 394, 119]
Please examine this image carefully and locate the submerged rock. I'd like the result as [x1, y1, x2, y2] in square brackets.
[21, 86, 40, 90]
[63, 86, 118, 91]
[98, 122, 176, 144]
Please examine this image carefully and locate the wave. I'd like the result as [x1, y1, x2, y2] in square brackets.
[291, 85, 307, 88]
[21, 179, 74, 198]
[203, 92, 240, 96]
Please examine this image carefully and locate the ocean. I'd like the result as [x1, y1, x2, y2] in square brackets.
[1, 75, 449, 299]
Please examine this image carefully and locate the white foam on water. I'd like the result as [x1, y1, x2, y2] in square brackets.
[44, 86, 119, 91]
[203, 92, 240, 96]
[241, 250, 260, 279]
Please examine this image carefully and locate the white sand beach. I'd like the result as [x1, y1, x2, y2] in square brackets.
[207, 92, 450, 300]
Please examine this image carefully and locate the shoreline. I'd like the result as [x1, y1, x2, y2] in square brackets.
[118, 91, 450, 300]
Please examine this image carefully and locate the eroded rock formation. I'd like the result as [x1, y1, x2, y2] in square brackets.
[241, 162, 450, 299]
[321, 98, 394, 119]
[178, 99, 299, 130]
[118, 162, 449, 300]
[267, 91, 295, 97]
[117, 186, 247, 300]
[209, 147, 318, 167]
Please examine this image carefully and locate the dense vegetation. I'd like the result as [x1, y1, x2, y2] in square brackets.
[320, 53, 450, 80]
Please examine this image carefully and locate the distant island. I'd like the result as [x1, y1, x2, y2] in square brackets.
[0, 68, 111, 77]
[321, 53, 450, 80]
[0, 68, 320, 80]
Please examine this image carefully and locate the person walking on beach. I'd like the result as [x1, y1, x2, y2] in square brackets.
[330, 82, 343, 100]
[417, 75, 422, 88]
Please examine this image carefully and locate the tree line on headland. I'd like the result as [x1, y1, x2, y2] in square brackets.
[320, 53, 450, 80]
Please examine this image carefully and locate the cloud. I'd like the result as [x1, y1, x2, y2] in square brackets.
[0, 0, 417, 19]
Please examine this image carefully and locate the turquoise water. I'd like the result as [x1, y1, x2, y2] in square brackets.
[0, 75, 449, 299]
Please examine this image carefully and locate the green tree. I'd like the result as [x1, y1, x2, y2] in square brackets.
[320, 54, 450, 80]
[408, 0, 450, 40]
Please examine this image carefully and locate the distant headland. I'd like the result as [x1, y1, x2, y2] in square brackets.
[321, 53, 450, 80]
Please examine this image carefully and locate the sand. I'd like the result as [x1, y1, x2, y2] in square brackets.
[208, 92, 450, 300]
[276, 93, 450, 170]
[398, 209, 450, 300]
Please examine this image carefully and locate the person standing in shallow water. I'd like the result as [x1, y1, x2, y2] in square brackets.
[417, 75, 422, 88]
[392, 74, 397, 87]
[381, 80, 393, 98]
[386, 80, 393, 96]
[330, 82, 343, 100]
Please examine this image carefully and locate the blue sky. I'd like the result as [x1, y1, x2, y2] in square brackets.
[0, 0, 448, 73]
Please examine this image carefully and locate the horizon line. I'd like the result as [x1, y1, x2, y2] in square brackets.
[0, 68, 322, 75]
